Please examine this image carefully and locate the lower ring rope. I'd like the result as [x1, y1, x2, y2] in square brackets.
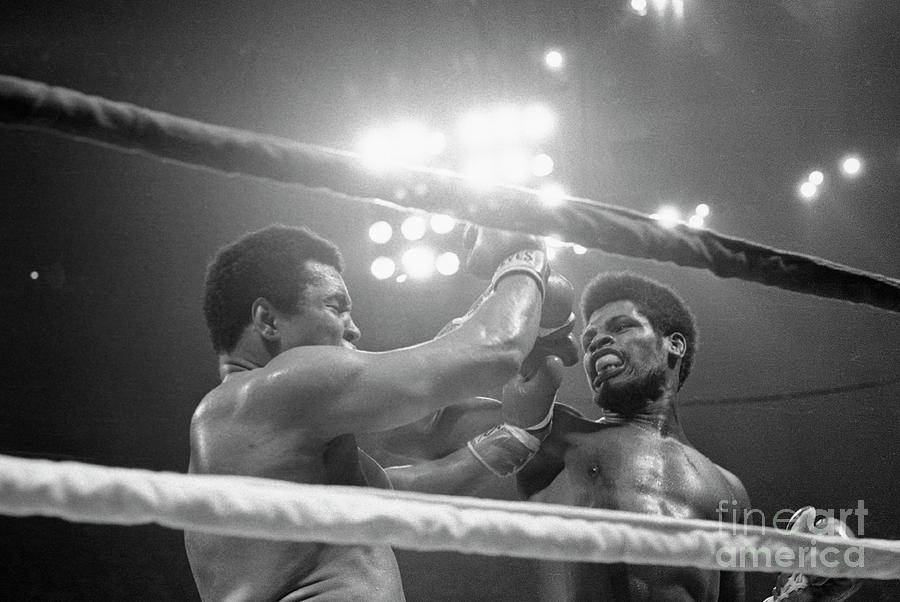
[1, 454, 898, 579]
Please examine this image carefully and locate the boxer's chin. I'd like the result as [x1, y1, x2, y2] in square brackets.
[595, 366, 666, 412]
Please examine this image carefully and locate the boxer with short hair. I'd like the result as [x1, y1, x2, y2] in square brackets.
[185, 223, 574, 601]
[516, 270, 753, 601]
[516, 271, 861, 601]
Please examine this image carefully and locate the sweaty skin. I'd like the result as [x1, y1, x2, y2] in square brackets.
[185, 259, 543, 601]
[518, 404, 748, 602]
[516, 299, 750, 602]
[186, 382, 402, 602]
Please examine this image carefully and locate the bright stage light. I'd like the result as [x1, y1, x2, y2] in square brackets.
[538, 182, 566, 207]
[458, 111, 492, 148]
[531, 153, 554, 177]
[436, 252, 460, 276]
[653, 206, 681, 228]
[430, 214, 456, 234]
[688, 215, 704, 229]
[694, 203, 710, 218]
[498, 150, 530, 182]
[401, 216, 427, 241]
[402, 247, 435, 279]
[572, 244, 587, 255]
[799, 181, 818, 200]
[840, 155, 862, 177]
[463, 157, 496, 190]
[631, 0, 648, 16]
[30, 271, 39, 280]
[808, 170, 825, 186]
[358, 123, 445, 169]
[523, 104, 556, 139]
[368, 221, 393, 244]
[544, 49, 564, 70]
[370, 257, 395, 280]
[493, 105, 521, 141]
[358, 128, 392, 171]
[426, 131, 447, 156]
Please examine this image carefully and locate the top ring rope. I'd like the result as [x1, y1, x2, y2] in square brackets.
[1, 453, 899, 579]
[2, 74, 899, 313]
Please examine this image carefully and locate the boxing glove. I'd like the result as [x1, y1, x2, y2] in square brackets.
[463, 224, 549, 297]
[765, 506, 862, 602]
[503, 355, 564, 437]
[518, 270, 580, 375]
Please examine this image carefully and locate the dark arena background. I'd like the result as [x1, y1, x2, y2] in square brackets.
[2, 2, 899, 600]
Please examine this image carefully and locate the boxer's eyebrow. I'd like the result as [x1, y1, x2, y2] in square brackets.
[328, 292, 351, 311]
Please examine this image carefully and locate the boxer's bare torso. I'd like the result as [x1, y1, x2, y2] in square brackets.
[185, 371, 404, 602]
[518, 404, 748, 602]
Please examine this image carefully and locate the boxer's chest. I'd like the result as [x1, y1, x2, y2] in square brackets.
[535, 428, 721, 519]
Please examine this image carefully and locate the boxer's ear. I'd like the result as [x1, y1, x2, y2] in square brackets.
[667, 332, 686, 359]
[251, 297, 279, 340]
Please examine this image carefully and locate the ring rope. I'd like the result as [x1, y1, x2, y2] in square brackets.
[681, 376, 900, 408]
[1, 454, 898, 579]
[2, 74, 899, 314]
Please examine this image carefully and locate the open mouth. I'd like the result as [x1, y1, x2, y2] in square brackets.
[591, 350, 625, 386]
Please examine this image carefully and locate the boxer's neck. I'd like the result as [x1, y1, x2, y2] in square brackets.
[600, 393, 686, 439]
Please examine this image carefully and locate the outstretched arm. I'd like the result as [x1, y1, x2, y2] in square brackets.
[244, 227, 552, 439]
[383, 356, 568, 495]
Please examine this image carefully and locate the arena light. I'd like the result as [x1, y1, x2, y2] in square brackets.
[463, 157, 496, 190]
[435, 252, 460, 276]
[538, 182, 566, 207]
[426, 131, 447, 156]
[694, 203, 710, 218]
[391, 122, 439, 165]
[402, 247, 436, 279]
[493, 105, 521, 141]
[799, 181, 818, 200]
[357, 128, 392, 171]
[429, 214, 456, 234]
[370, 257, 395, 280]
[30, 271, 39, 280]
[631, 0, 648, 16]
[808, 170, 825, 186]
[572, 244, 587, 255]
[652, 206, 681, 228]
[400, 216, 427, 241]
[498, 149, 531, 182]
[522, 104, 556, 140]
[457, 110, 492, 148]
[840, 155, 863, 178]
[358, 123, 445, 170]
[688, 215, 704, 229]
[368, 221, 393, 244]
[544, 49, 564, 70]
[531, 153, 554, 177]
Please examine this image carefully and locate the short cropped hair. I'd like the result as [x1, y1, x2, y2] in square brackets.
[580, 271, 698, 388]
[203, 224, 344, 353]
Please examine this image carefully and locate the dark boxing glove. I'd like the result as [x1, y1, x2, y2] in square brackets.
[463, 224, 549, 297]
[519, 271, 580, 376]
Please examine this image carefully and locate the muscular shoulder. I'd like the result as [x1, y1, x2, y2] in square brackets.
[228, 346, 364, 425]
[716, 464, 751, 508]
